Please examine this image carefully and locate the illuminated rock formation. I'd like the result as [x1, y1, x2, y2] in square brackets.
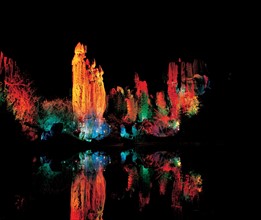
[124, 89, 138, 122]
[72, 43, 87, 121]
[167, 61, 180, 121]
[72, 42, 109, 141]
[134, 73, 152, 122]
[0, 51, 39, 140]
[72, 42, 106, 122]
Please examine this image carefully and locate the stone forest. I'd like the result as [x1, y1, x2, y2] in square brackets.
[0, 42, 210, 219]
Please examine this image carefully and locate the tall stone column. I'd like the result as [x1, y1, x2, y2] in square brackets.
[72, 42, 88, 122]
[72, 42, 106, 122]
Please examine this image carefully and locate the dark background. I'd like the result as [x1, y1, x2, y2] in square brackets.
[0, 10, 235, 99]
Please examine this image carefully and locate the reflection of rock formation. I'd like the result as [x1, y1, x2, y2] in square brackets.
[121, 150, 202, 216]
[70, 151, 107, 220]
[70, 167, 106, 220]
[72, 42, 106, 122]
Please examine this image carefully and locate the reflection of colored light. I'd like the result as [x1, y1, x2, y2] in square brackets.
[141, 166, 149, 176]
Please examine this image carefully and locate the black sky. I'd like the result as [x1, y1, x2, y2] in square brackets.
[0, 5, 234, 98]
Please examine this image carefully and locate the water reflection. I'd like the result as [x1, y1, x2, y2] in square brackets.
[32, 148, 202, 220]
